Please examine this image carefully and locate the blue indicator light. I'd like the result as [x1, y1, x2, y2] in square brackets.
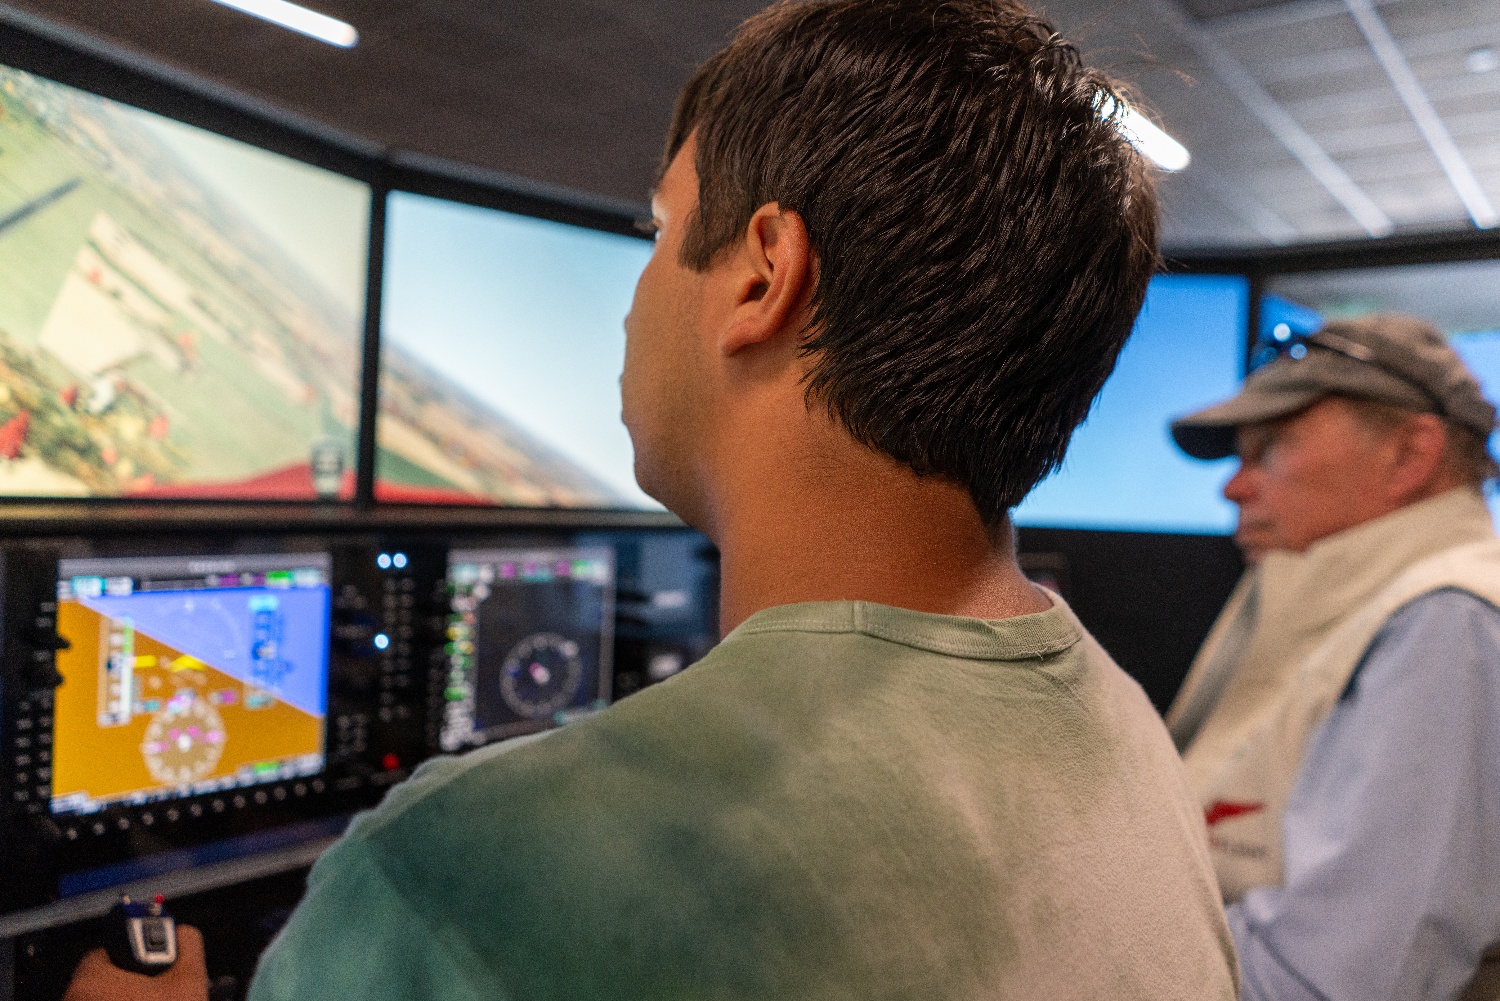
[376, 553, 392, 570]
[373, 633, 390, 650]
[392, 552, 408, 569]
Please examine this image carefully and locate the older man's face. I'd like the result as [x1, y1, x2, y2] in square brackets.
[1222, 396, 1415, 562]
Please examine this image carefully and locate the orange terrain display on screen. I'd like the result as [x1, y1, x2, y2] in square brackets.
[49, 578, 327, 814]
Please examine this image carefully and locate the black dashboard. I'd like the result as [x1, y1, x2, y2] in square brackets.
[0, 518, 720, 999]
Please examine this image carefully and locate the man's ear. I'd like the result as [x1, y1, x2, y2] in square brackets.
[1386, 413, 1450, 501]
[718, 203, 814, 357]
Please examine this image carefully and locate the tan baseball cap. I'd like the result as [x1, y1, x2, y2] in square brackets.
[1171, 313, 1498, 461]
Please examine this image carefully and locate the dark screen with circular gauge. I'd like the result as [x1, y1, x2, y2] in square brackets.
[499, 632, 585, 718]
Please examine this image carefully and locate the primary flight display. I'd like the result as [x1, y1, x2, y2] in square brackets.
[50, 553, 331, 816]
[0, 63, 369, 499]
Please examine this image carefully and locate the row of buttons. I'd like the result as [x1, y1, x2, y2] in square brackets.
[334, 712, 369, 756]
[9, 693, 54, 812]
[379, 576, 418, 724]
[58, 778, 329, 840]
[9, 594, 62, 813]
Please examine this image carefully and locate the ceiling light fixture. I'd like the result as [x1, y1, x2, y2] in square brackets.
[1468, 48, 1500, 75]
[1100, 97, 1191, 172]
[206, 0, 358, 48]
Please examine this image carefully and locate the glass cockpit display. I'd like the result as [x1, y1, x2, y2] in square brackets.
[50, 553, 332, 815]
[440, 547, 614, 750]
[0, 63, 369, 499]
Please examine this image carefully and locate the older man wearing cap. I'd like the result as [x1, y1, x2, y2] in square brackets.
[1167, 313, 1500, 1001]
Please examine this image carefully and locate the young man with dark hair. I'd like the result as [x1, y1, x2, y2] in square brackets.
[66, 2, 1236, 998]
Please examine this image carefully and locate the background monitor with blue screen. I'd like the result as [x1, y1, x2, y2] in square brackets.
[378, 191, 655, 508]
[1264, 260, 1500, 520]
[0, 63, 369, 500]
[1014, 273, 1249, 534]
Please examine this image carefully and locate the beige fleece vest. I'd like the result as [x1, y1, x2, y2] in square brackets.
[1167, 488, 1500, 904]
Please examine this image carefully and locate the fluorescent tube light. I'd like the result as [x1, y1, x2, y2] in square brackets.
[206, 0, 358, 48]
[1099, 96, 1191, 172]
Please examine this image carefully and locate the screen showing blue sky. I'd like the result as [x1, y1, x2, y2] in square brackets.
[1014, 274, 1248, 534]
[380, 192, 655, 508]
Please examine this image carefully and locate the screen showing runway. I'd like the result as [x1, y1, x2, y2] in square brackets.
[50, 553, 331, 815]
[0, 63, 368, 499]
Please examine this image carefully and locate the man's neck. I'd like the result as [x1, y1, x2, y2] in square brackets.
[708, 443, 1051, 635]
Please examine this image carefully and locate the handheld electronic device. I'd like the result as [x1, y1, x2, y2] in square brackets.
[105, 894, 177, 975]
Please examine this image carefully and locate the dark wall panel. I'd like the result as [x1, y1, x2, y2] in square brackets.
[1020, 528, 1245, 714]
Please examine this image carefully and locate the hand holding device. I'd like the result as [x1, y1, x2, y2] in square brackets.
[63, 918, 208, 1001]
[107, 895, 177, 975]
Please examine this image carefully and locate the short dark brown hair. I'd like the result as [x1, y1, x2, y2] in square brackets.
[664, 0, 1160, 525]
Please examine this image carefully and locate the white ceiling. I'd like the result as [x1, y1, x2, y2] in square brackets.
[1038, 0, 1500, 249]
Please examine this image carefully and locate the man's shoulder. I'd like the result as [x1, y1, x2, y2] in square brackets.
[323, 598, 1110, 886]
[1377, 586, 1500, 651]
[1351, 586, 1500, 698]
[1394, 582, 1500, 616]
[331, 640, 818, 871]
[345, 668, 735, 838]
[262, 601, 1230, 1000]
[342, 598, 1157, 850]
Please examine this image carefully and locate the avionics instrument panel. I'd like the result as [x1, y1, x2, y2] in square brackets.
[0, 530, 711, 916]
[50, 553, 332, 819]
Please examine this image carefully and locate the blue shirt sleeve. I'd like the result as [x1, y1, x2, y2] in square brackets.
[1228, 588, 1500, 1001]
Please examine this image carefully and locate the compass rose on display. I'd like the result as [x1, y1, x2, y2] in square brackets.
[140, 687, 227, 786]
[500, 632, 584, 719]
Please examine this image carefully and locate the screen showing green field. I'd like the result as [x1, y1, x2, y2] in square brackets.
[50, 553, 330, 815]
[0, 65, 368, 498]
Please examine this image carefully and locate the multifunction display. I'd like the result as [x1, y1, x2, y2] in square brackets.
[50, 554, 331, 815]
[440, 547, 614, 750]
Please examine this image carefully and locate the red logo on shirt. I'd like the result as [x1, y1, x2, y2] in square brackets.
[1205, 800, 1265, 827]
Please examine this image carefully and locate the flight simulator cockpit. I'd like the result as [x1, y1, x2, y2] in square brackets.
[15, 4, 1475, 995]
[0, 27, 721, 997]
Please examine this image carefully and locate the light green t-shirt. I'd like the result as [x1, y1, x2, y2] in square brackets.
[251, 599, 1237, 1000]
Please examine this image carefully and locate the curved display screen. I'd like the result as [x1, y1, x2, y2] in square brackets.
[378, 192, 655, 508]
[0, 64, 369, 499]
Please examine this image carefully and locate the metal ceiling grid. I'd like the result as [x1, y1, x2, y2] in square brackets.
[1048, 0, 1500, 250]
